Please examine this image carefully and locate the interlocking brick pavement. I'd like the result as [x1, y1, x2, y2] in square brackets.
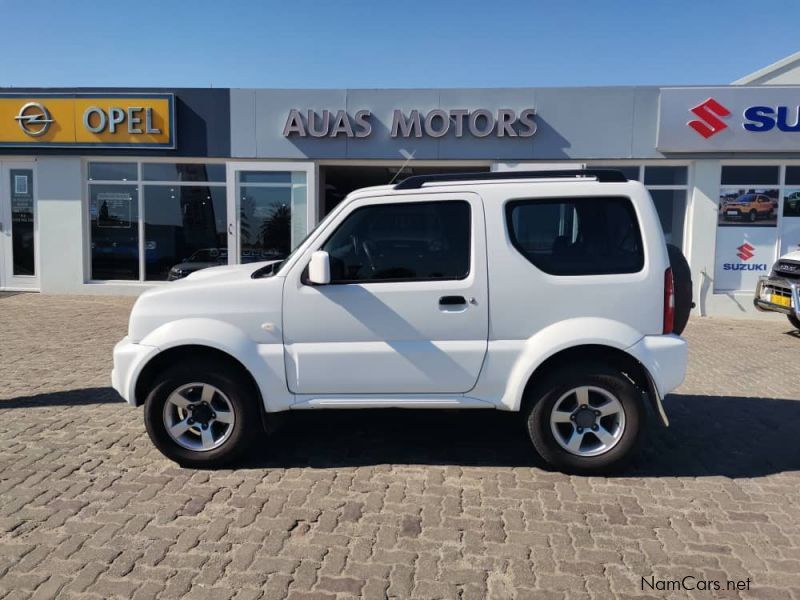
[0, 293, 798, 599]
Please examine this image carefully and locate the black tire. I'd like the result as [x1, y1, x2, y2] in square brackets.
[749, 209, 757, 222]
[525, 362, 643, 474]
[788, 314, 800, 330]
[143, 360, 260, 467]
[667, 243, 692, 335]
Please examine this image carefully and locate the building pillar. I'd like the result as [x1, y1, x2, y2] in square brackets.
[37, 158, 85, 294]
[685, 159, 720, 316]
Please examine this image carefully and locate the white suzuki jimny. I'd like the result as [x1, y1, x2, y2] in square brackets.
[112, 170, 688, 473]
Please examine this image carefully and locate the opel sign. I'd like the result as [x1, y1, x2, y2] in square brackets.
[14, 102, 53, 137]
[0, 93, 175, 148]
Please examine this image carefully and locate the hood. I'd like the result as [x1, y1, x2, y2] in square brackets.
[778, 250, 800, 263]
[178, 260, 280, 283]
[173, 260, 224, 271]
[128, 260, 284, 343]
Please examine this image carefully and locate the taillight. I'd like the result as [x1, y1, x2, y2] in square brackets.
[663, 267, 675, 334]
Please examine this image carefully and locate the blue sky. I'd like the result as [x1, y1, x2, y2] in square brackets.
[0, 0, 797, 89]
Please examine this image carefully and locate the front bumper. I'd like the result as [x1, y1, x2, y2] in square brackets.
[754, 276, 800, 317]
[111, 336, 159, 406]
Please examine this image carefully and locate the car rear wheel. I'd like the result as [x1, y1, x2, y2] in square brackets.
[525, 362, 643, 474]
[144, 361, 260, 467]
[788, 314, 800, 330]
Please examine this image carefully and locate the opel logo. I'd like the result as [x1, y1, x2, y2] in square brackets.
[15, 102, 53, 137]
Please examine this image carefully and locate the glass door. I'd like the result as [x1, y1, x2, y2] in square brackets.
[0, 161, 38, 290]
[226, 162, 316, 266]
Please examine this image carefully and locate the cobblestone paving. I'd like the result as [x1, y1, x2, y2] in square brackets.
[0, 294, 798, 599]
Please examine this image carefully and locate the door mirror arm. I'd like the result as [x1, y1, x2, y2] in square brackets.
[308, 250, 331, 285]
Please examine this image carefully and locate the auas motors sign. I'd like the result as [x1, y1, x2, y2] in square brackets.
[282, 108, 537, 139]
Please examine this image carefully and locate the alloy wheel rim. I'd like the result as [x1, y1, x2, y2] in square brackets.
[162, 383, 235, 452]
[549, 385, 626, 457]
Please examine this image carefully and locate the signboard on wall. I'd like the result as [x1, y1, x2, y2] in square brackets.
[0, 93, 175, 148]
[780, 188, 800, 255]
[714, 227, 777, 292]
[658, 87, 800, 153]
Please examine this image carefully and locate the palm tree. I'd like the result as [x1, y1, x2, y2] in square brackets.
[260, 204, 291, 256]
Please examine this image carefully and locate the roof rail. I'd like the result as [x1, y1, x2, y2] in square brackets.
[394, 169, 627, 190]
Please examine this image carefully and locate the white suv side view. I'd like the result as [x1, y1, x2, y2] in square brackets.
[112, 170, 688, 473]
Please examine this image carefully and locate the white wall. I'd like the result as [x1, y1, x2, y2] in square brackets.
[36, 159, 84, 294]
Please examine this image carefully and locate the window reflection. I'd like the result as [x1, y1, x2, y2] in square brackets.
[144, 186, 227, 281]
[90, 184, 140, 280]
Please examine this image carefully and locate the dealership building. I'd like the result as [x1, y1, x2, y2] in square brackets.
[1, 53, 800, 317]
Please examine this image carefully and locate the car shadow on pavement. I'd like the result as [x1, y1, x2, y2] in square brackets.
[243, 394, 800, 478]
[0, 387, 124, 409]
[630, 393, 800, 478]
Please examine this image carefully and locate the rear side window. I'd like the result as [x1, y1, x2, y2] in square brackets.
[506, 196, 644, 275]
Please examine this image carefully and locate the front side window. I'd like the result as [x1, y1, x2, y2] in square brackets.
[321, 200, 471, 283]
[506, 197, 643, 275]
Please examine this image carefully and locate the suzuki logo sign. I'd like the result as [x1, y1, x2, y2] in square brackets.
[658, 87, 800, 152]
[736, 242, 755, 261]
[688, 98, 730, 139]
[723, 240, 768, 272]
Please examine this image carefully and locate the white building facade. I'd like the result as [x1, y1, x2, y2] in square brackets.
[1, 55, 800, 318]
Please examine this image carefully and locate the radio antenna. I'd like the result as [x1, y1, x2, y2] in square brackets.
[388, 149, 417, 185]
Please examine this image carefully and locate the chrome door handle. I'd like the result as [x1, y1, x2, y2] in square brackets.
[228, 223, 233, 235]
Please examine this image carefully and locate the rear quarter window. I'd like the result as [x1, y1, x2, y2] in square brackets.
[506, 196, 644, 275]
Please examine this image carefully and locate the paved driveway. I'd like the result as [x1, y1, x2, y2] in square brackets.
[0, 294, 798, 599]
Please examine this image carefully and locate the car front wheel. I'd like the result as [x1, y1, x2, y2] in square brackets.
[788, 314, 800, 330]
[143, 361, 260, 467]
[525, 363, 643, 474]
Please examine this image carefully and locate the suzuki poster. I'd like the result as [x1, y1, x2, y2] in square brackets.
[715, 188, 779, 292]
[780, 188, 800, 255]
[714, 226, 777, 292]
[718, 188, 779, 227]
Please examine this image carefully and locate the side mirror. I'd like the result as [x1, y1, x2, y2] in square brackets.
[308, 250, 331, 285]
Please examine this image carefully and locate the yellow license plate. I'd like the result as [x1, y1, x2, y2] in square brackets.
[770, 294, 792, 308]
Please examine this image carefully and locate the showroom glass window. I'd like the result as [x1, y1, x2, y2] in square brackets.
[593, 164, 689, 248]
[87, 162, 227, 281]
[236, 171, 307, 264]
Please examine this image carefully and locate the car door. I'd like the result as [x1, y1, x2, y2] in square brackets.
[282, 192, 488, 396]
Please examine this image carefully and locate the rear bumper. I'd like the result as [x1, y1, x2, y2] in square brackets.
[626, 334, 688, 426]
[111, 336, 159, 406]
[754, 276, 800, 317]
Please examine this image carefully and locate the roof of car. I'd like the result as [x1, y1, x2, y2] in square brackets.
[346, 170, 631, 200]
